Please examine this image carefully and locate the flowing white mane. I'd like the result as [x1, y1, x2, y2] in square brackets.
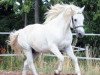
[44, 4, 81, 24]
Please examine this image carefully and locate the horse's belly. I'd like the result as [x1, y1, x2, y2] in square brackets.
[32, 44, 50, 53]
[30, 38, 50, 53]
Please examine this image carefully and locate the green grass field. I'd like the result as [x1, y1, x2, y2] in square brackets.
[0, 55, 100, 75]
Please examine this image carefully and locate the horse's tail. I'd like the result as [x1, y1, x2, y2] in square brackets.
[7, 31, 23, 55]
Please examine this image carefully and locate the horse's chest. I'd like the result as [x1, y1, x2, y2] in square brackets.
[58, 38, 72, 50]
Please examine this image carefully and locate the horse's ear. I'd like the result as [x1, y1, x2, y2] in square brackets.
[81, 6, 85, 12]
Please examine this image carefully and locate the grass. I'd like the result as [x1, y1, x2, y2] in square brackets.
[0, 56, 23, 71]
[0, 55, 100, 75]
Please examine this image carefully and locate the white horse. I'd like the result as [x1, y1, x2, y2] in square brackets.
[8, 4, 85, 75]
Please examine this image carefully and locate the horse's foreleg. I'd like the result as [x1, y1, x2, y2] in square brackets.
[49, 44, 64, 75]
[66, 45, 81, 75]
[23, 50, 38, 75]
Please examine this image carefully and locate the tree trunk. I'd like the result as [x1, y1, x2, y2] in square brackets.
[24, 13, 27, 26]
[34, 0, 39, 23]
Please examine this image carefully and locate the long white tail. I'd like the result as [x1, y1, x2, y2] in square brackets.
[8, 31, 22, 54]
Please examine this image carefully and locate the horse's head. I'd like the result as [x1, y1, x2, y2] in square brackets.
[70, 6, 85, 38]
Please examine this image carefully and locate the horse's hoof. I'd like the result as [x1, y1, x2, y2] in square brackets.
[54, 70, 60, 75]
[54, 72, 60, 75]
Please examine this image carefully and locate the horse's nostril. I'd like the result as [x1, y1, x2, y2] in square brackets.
[78, 33, 82, 38]
[78, 33, 81, 36]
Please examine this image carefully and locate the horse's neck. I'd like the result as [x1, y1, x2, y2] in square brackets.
[48, 12, 72, 35]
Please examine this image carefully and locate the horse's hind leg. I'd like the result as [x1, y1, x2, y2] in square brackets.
[22, 59, 29, 75]
[22, 50, 38, 75]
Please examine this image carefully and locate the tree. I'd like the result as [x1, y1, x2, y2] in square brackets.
[34, 0, 39, 23]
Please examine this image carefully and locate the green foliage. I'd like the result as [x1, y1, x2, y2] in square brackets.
[0, 0, 34, 14]
[22, 4, 30, 13]
[0, 0, 14, 9]
[50, 0, 63, 4]
[22, 0, 33, 13]
[0, 14, 24, 31]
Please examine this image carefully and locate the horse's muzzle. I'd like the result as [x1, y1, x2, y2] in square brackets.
[77, 32, 85, 38]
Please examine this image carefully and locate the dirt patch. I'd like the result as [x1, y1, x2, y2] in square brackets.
[0, 71, 77, 75]
[0, 71, 22, 75]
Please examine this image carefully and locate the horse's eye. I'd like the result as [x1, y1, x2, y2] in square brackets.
[74, 19, 77, 22]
